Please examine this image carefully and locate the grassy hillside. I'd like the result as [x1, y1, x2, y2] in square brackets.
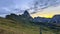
[0, 17, 60, 34]
[0, 17, 40, 34]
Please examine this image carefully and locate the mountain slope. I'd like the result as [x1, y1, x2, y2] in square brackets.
[0, 10, 60, 34]
[0, 17, 40, 34]
[0, 17, 60, 34]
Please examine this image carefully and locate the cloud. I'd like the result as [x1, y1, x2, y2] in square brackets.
[31, 5, 60, 18]
[0, 8, 10, 14]
[33, 0, 60, 9]
[0, 0, 34, 17]
[0, 0, 60, 17]
[0, 0, 15, 7]
[30, 0, 60, 14]
[0, 0, 15, 17]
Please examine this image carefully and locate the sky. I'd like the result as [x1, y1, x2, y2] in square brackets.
[0, 0, 60, 18]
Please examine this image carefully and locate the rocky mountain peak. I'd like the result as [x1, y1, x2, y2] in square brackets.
[22, 10, 30, 17]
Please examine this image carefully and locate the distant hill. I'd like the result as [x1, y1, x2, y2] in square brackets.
[33, 17, 51, 23]
[49, 15, 60, 23]
[6, 10, 33, 24]
[33, 14, 60, 26]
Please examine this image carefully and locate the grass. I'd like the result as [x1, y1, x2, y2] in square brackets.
[0, 18, 40, 34]
[0, 18, 60, 34]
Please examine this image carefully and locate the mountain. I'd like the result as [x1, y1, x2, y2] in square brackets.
[33, 14, 60, 24]
[33, 17, 51, 23]
[0, 10, 60, 34]
[0, 10, 40, 34]
[22, 10, 33, 22]
[6, 10, 33, 26]
[49, 14, 60, 23]
[22, 10, 30, 17]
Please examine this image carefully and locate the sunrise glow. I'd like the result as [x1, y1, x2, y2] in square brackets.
[31, 6, 60, 18]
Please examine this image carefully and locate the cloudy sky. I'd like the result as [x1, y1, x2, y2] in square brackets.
[0, 0, 60, 18]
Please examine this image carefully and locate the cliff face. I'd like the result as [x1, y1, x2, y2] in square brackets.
[22, 10, 33, 21]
